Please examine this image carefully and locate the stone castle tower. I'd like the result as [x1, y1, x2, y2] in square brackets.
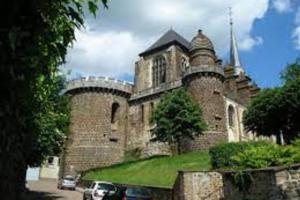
[60, 26, 260, 176]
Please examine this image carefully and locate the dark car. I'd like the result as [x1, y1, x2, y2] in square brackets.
[103, 186, 152, 200]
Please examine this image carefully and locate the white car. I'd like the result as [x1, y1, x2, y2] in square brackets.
[57, 175, 76, 190]
[83, 181, 117, 200]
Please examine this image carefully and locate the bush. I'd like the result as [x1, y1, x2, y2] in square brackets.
[232, 143, 294, 169]
[209, 141, 269, 169]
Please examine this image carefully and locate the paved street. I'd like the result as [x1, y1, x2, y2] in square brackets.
[24, 179, 83, 200]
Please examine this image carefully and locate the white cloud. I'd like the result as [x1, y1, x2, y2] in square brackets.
[293, 7, 300, 50]
[272, 0, 291, 13]
[63, 0, 271, 80]
[64, 30, 153, 79]
[292, 27, 300, 49]
[239, 36, 264, 51]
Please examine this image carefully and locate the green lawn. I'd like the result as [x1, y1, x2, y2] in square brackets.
[83, 151, 211, 188]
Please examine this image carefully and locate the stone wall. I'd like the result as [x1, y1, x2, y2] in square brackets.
[183, 69, 227, 151]
[61, 89, 129, 176]
[181, 131, 227, 152]
[174, 164, 300, 200]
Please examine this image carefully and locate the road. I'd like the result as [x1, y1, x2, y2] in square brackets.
[24, 179, 83, 200]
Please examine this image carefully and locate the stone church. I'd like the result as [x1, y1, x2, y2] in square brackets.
[60, 25, 260, 176]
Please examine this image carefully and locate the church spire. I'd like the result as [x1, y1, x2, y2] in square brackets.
[229, 8, 244, 75]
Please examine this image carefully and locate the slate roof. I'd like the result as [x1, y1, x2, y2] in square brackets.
[139, 29, 191, 56]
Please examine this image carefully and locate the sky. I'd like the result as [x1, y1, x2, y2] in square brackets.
[61, 0, 300, 88]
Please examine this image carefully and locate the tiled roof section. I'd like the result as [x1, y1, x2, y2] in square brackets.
[139, 29, 191, 56]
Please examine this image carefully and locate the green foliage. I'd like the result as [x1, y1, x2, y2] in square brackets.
[209, 141, 268, 169]
[233, 171, 254, 193]
[0, 0, 107, 196]
[244, 58, 300, 143]
[243, 88, 284, 137]
[232, 143, 294, 169]
[281, 58, 300, 83]
[124, 148, 142, 162]
[150, 88, 206, 153]
[26, 73, 70, 166]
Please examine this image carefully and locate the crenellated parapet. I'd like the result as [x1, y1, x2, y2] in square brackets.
[63, 76, 133, 97]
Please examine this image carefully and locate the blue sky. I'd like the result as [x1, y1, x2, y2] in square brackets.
[63, 0, 300, 88]
[240, 4, 300, 87]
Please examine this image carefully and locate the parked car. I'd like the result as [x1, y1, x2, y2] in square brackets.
[103, 185, 152, 200]
[83, 181, 117, 200]
[57, 175, 76, 190]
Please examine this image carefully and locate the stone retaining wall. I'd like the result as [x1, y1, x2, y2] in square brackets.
[173, 164, 300, 200]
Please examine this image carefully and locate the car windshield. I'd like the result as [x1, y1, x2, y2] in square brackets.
[126, 188, 150, 197]
[64, 176, 74, 181]
[97, 183, 115, 191]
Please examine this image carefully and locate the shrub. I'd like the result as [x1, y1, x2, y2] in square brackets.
[232, 143, 294, 169]
[209, 142, 250, 169]
[209, 141, 269, 169]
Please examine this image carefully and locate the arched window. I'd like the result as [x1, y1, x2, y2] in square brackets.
[228, 105, 235, 128]
[152, 56, 166, 87]
[181, 57, 188, 74]
[111, 102, 120, 123]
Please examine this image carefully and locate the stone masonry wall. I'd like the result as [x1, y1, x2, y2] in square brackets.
[183, 73, 227, 151]
[174, 164, 300, 200]
[181, 131, 227, 152]
[61, 90, 129, 176]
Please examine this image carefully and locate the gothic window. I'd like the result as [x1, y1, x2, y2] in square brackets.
[152, 56, 166, 87]
[181, 57, 188, 74]
[111, 102, 120, 123]
[228, 105, 235, 128]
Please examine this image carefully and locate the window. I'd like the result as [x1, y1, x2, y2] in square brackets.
[47, 157, 54, 166]
[152, 56, 166, 87]
[228, 105, 235, 128]
[149, 102, 154, 123]
[181, 57, 188, 74]
[141, 104, 144, 123]
[111, 102, 120, 123]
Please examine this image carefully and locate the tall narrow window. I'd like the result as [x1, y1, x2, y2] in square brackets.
[111, 102, 120, 123]
[149, 102, 154, 123]
[228, 105, 235, 128]
[181, 57, 188, 74]
[152, 56, 166, 87]
[141, 104, 144, 123]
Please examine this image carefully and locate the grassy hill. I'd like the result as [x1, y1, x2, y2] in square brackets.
[83, 151, 211, 188]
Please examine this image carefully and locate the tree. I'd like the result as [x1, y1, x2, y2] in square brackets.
[26, 73, 70, 167]
[244, 58, 300, 144]
[150, 88, 207, 154]
[281, 58, 300, 83]
[0, 1, 107, 199]
[243, 88, 285, 140]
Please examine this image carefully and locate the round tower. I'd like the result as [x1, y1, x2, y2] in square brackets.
[60, 77, 132, 177]
[182, 30, 227, 151]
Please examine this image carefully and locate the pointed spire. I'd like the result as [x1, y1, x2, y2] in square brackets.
[229, 7, 244, 75]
